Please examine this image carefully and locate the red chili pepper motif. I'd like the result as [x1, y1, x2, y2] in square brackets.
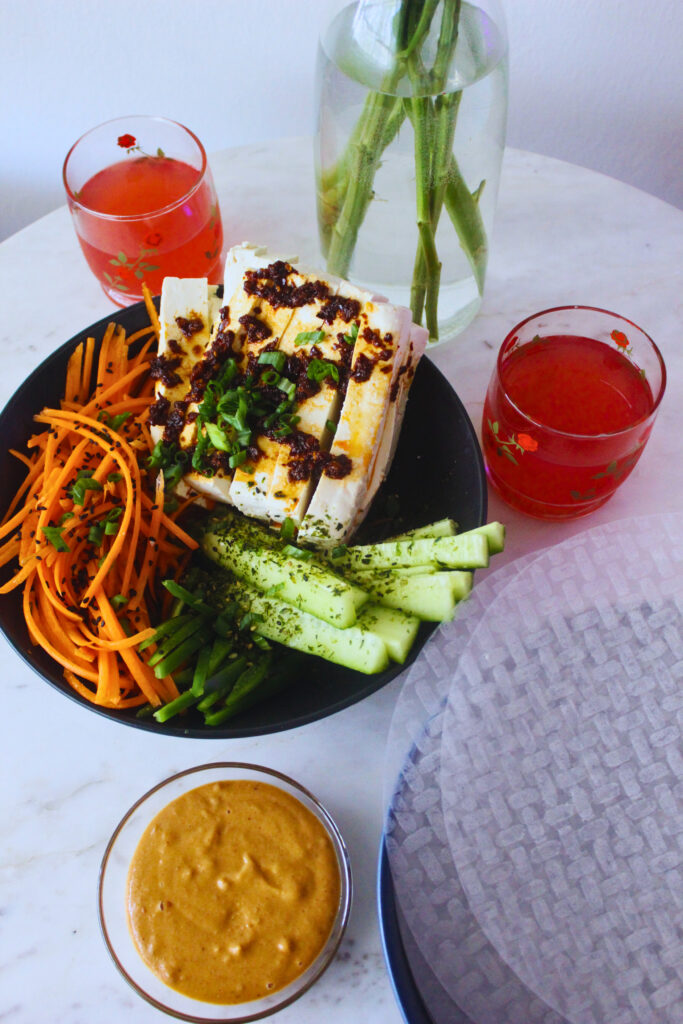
[117, 134, 136, 149]
[611, 329, 629, 348]
[516, 433, 538, 452]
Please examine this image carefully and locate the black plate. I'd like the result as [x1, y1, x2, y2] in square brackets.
[0, 302, 487, 737]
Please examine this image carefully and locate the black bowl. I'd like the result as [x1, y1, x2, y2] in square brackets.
[0, 302, 486, 737]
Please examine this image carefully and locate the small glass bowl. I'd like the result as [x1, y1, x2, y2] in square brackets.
[98, 762, 352, 1022]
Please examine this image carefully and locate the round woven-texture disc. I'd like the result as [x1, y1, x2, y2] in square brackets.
[386, 555, 570, 1023]
[440, 514, 683, 1024]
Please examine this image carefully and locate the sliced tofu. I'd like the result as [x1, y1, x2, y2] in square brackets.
[258, 288, 350, 525]
[298, 292, 413, 547]
[345, 323, 428, 536]
[152, 277, 210, 435]
[153, 246, 426, 545]
[152, 278, 236, 503]
[228, 255, 345, 522]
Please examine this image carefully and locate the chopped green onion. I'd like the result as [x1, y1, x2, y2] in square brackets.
[280, 517, 296, 543]
[204, 421, 230, 451]
[107, 472, 123, 483]
[282, 544, 314, 561]
[88, 521, 105, 546]
[112, 594, 128, 610]
[325, 419, 336, 435]
[307, 359, 340, 383]
[277, 378, 296, 399]
[294, 330, 326, 346]
[40, 525, 70, 552]
[69, 476, 103, 505]
[258, 350, 287, 372]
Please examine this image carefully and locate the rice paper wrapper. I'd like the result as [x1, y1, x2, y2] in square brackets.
[385, 514, 683, 1024]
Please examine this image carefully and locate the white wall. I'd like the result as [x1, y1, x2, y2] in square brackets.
[1, 0, 681, 243]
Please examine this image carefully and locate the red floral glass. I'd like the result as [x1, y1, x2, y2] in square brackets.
[63, 116, 224, 306]
[482, 306, 666, 519]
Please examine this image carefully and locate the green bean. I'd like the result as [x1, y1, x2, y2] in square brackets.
[153, 690, 199, 724]
[153, 630, 211, 678]
[196, 656, 248, 712]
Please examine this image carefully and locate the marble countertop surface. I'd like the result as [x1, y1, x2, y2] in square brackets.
[1, 138, 681, 1024]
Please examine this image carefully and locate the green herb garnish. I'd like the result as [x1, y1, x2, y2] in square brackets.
[40, 525, 70, 552]
[258, 350, 287, 372]
[307, 359, 340, 383]
[98, 410, 131, 431]
[69, 474, 103, 505]
[343, 321, 359, 345]
[294, 330, 326, 346]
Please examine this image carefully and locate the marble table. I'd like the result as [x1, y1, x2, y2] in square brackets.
[1, 139, 681, 1024]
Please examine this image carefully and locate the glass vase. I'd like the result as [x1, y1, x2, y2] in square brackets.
[315, 0, 508, 345]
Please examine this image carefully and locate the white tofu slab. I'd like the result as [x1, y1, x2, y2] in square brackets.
[298, 293, 412, 546]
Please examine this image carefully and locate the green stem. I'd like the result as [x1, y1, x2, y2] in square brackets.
[444, 157, 488, 294]
[325, 92, 405, 277]
[322, 0, 442, 276]
[407, 93, 441, 335]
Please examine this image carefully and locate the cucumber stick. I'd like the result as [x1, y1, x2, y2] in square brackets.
[329, 531, 489, 571]
[202, 528, 367, 628]
[468, 521, 506, 555]
[351, 570, 472, 620]
[207, 577, 389, 674]
[357, 603, 420, 663]
[389, 518, 458, 541]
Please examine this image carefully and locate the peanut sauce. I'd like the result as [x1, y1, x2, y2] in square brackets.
[126, 780, 341, 1005]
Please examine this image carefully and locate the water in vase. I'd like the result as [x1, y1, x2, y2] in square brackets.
[316, 1, 508, 343]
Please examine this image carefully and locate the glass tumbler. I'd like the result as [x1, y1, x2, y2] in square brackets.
[482, 306, 666, 519]
[63, 115, 224, 306]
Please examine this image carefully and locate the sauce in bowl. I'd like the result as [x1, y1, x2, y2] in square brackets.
[126, 780, 341, 1004]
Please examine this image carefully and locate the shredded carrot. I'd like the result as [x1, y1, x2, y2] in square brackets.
[0, 305, 200, 709]
[142, 283, 160, 338]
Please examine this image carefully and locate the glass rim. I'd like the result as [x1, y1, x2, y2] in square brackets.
[495, 305, 667, 440]
[98, 761, 353, 1024]
[63, 114, 209, 222]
